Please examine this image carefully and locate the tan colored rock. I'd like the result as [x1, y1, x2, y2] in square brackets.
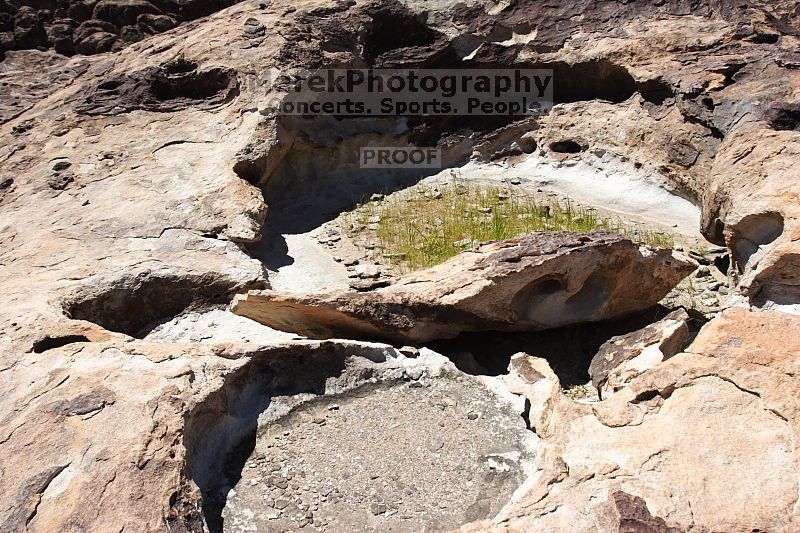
[482, 307, 800, 532]
[706, 124, 800, 309]
[0, 0, 798, 531]
[505, 353, 567, 437]
[232, 232, 694, 343]
[589, 309, 690, 399]
[0, 335, 408, 532]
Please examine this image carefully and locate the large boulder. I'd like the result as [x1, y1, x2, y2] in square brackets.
[74, 28, 116, 53]
[67, 0, 96, 22]
[12, 5, 45, 48]
[73, 18, 117, 43]
[136, 12, 176, 33]
[0, 10, 13, 32]
[46, 17, 76, 54]
[92, 0, 161, 27]
[233, 232, 695, 343]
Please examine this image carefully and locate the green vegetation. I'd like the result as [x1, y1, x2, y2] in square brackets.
[122, 31, 144, 43]
[343, 182, 675, 272]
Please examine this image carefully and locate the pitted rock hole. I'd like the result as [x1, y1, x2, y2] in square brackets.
[150, 67, 235, 102]
[565, 271, 615, 314]
[511, 277, 565, 322]
[549, 140, 583, 153]
[224, 379, 531, 532]
[638, 78, 675, 105]
[243, 54, 663, 273]
[77, 63, 238, 116]
[181, 346, 534, 533]
[509, 271, 615, 329]
[164, 58, 200, 76]
[729, 211, 784, 272]
[766, 103, 800, 131]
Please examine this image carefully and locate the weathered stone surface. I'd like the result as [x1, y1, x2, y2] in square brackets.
[504, 353, 573, 438]
[589, 309, 690, 399]
[0, 0, 798, 531]
[464, 307, 800, 532]
[232, 232, 694, 343]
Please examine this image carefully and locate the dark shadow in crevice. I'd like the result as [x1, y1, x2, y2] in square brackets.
[201, 429, 257, 533]
[681, 111, 725, 140]
[549, 140, 583, 154]
[362, 4, 437, 63]
[63, 274, 264, 338]
[766, 103, 800, 131]
[638, 78, 674, 105]
[430, 305, 703, 387]
[403, 58, 643, 146]
[714, 253, 730, 277]
[32, 334, 91, 353]
[750, 32, 780, 44]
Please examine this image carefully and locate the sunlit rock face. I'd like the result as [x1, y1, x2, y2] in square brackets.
[0, 0, 799, 532]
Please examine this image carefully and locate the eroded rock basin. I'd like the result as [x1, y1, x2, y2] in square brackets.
[222, 374, 536, 532]
[253, 150, 706, 295]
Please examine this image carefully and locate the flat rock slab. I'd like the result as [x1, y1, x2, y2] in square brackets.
[232, 231, 695, 343]
[223, 376, 535, 533]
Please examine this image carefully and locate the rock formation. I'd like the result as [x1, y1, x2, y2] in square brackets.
[463, 306, 800, 532]
[589, 309, 690, 399]
[0, 0, 245, 58]
[0, 0, 798, 531]
[232, 232, 694, 343]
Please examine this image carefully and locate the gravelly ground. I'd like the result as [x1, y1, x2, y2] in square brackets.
[222, 376, 537, 532]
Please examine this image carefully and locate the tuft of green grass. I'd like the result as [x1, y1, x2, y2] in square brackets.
[343, 183, 675, 272]
[123, 31, 144, 43]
